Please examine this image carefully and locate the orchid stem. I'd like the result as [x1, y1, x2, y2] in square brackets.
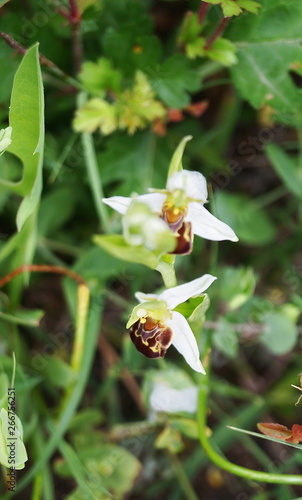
[198, 362, 302, 485]
[156, 258, 177, 288]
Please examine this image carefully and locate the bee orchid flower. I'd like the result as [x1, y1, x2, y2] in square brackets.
[103, 169, 238, 255]
[126, 274, 217, 373]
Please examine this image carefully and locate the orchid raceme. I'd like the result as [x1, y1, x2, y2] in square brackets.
[127, 274, 217, 373]
[103, 169, 238, 255]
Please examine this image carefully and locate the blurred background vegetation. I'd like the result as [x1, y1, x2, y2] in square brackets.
[0, 0, 302, 499]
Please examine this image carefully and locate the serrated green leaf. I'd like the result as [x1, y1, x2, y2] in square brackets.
[261, 311, 297, 355]
[73, 98, 117, 135]
[79, 58, 122, 95]
[239, 0, 261, 14]
[148, 54, 200, 108]
[5, 44, 44, 231]
[93, 234, 159, 268]
[229, 0, 302, 121]
[207, 38, 237, 66]
[222, 2, 242, 17]
[205, 0, 242, 16]
[266, 143, 302, 199]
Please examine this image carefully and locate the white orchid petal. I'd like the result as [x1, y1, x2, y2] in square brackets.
[102, 196, 133, 214]
[168, 311, 205, 374]
[102, 193, 165, 215]
[167, 170, 208, 202]
[135, 291, 159, 303]
[158, 274, 216, 310]
[187, 203, 238, 242]
[137, 193, 166, 212]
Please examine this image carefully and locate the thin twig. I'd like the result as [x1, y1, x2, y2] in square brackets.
[0, 31, 80, 87]
[205, 17, 230, 49]
[69, 0, 83, 74]
[198, 2, 209, 24]
[0, 264, 86, 288]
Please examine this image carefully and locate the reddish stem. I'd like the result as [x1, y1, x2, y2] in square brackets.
[0, 264, 86, 289]
[55, 0, 83, 74]
[198, 2, 209, 24]
[0, 31, 64, 72]
[205, 17, 230, 49]
[68, 0, 83, 74]
[69, 0, 80, 22]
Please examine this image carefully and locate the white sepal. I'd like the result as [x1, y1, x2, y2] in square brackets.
[188, 202, 238, 242]
[168, 311, 206, 374]
[158, 274, 217, 310]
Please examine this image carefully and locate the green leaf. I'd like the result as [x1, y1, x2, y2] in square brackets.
[42, 357, 78, 389]
[229, 0, 302, 121]
[178, 12, 202, 45]
[6, 43, 44, 231]
[261, 311, 297, 355]
[148, 54, 201, 108]
[266, 143, 302, 199]
[73, 98, 117, 135]
[0, 308, 44, 327]
[207, 38, 237, 66]
[206, 0, 261, 16]
[239, 0, 261, 14]
[206, 0, 242, 16]
[93, 234, 159, 268]
[212, 318, 239, 359]
[103, 25, 162, 76]
[79, 58, 122, 95]
[214, 191, 276, 245]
